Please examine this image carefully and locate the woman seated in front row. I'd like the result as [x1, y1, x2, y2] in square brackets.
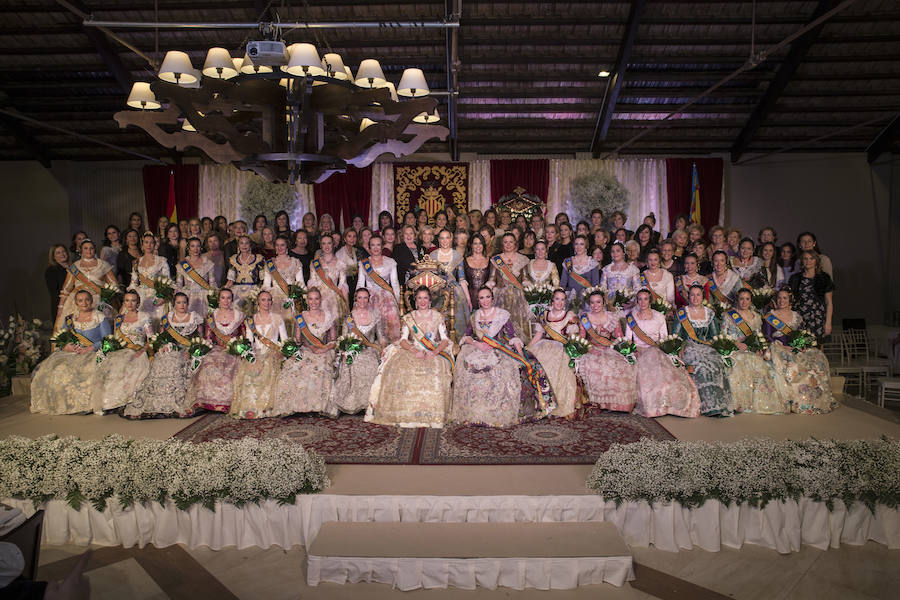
[332, 288, 384, 415]
[528, 288, 580, 418]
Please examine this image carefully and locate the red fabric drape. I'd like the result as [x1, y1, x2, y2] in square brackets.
[313, 166, 372, 228]
[489, 159, 550, 204]
[142, 165, 199, 228]
[665, 158, 723, 233]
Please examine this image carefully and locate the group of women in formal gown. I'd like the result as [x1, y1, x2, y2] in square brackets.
[31, 208, 837, 423]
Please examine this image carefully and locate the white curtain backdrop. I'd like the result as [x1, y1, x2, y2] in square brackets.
[468, 160, 491, 213]
[370, 162, 394, 227]
[198, 164, 314, 227]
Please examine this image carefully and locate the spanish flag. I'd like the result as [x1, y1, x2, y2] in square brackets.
[166, 169, 177, 223]
[689, 162, 701, 225]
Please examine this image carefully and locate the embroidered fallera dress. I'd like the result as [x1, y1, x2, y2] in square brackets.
[307, 256, 348, 322]
[262, 256, 305, 330]
[231, 314, 288, 419]
[706, 270, 743, 306]
[91, 312, 152, 413]
[272, 311, 338, 416]
[523, 259, 560, 288]
[131, 255, 171, 321]
[720, 310, 791, 414]
[55, 259, 116, 331]
[227, 253, 264, 313]
[487, 253, 533, 340]
[430, 248, 472, 341]
[176, 256, 215, 315]
[672, 306, 734, 417]
[559, 256, 600, 307]
[576, 310, 638, 412]
[356, 256, 401, 342]
[527, 311, 580, 418]
[638, 269, 676, 305]
[186, 308, 244, 413]
[601, 263, 640, 304]
[331, 309, 383, 415]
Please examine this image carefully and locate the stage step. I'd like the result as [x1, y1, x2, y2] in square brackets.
[306, 521, 634, 591]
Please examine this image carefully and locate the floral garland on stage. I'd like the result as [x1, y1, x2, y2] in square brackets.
[0, 435, 329, 511]
[587, 437, 900, 512]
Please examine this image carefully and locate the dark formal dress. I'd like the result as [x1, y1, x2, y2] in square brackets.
[393, 243, 423, 287]
[788, 272, 834, 339]
[159, 243, 179, 278]
[289, 250, 314, 285]
[547, 242, 572, 274]
[461, 258, 490, 308]
[44, 264, 68, 322]
[115, 250, 141, 285]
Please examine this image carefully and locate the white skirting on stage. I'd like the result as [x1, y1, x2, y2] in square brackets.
[6, 494, 899, 555]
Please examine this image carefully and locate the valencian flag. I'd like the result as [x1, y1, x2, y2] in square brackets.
[689, 162, 701, 225]
[166, 169, 177, 222]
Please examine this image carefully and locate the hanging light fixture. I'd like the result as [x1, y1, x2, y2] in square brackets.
[354, 59, 387, 88]
[413, 109, 441, 124]
[397, 68, 429, 97]
[158, 51, 198, 84]
[202, 48, 238, 79]
[126, 82, 161, 109]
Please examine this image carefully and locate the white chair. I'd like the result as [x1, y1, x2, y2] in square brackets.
[875, 377, 900, 408]
[842, 330, 892, 397]
[822, 339, 863, 397]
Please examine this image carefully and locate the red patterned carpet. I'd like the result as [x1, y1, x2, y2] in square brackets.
[172, 407, 674, 465]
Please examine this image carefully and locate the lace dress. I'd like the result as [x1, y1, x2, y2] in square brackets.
[576, 311, 638, 412]
[55, 260, 116, 331]
[332, 309, 383, 414]
[356, 257, 401, 342]
[450, 308, 554, 427]
[488, 253, 533, 340]
[763, 311, 836, 414]
[560, 257, 600, 306]
[731, 256, 764, 285]
[186, 309, 244, 413]
[176, 257, 215, 316]
[460, 258, 490, 308]
[308, 256, 348, 322]
[366, 310, 453, 428]
[262, 256, 305, 330]
[227, 253, 264, 313]
[31, 312, 111, 415]
[430, 249, 472, 341]
[272, 311, 338, 416]
[721, 311, 791, 414]
[706, 270, 743, 306]
[639, 269, 676, 305]
[601, 263, 640, 303]
[527, 311, 580, 418]
[673, 306, 734, 417]
[124, 311, 203, 418]
[130, 255, 171, 322]
[674, 274, 707, 307]
[91, 313, 152, 413]
[625, 310, 700, 418]
[231, 314, 287, 419]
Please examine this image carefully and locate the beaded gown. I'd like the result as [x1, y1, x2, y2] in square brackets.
[367, 309, 453, 428]
[272, 311, 338, 416]
[429, 249, 471, 341]
[55, 260, 116, 331]
[186, 308, 244, 413]
[262, 256, 305, 331]
[31, 312, 111, 415]
[91, 312, 152, 413]
[356, 257, 401, 342]
[527, 311, 580, 418]
[450, 308, 555, 427]
[706, 270, 743, 306]
[332, 309, 384, 414]
[459, 258, 490, 309]
[721, 310, 791, 414]
[124, 311, 203, 418]
[308, 256, 348, 322]
[576, 310, 638, 412]
[227, 253, 264, 314]
[130, 255, 171, 322]
[625, 310, 701, 418]
[672, 306, 734, 417]
[176, 257, 215, 316]
[559, 257, 600, 307]
[231, 314, 287, 419]
[601, 263, 640, 304]
[488, 253, 533, 340]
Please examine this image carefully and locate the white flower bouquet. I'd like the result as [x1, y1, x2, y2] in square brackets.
[650, 297, 673, 314]
[563, 333, 590, 369]
[95, 335, 123, 364]
[710, 333, 739, 367]
[336, 333, 363, 365]
[523, 282, 554, 317]
[227, 338, 256, 363]
[98, 282, 122, 312]
[206, 287, 220, 310]
[658, 334, 685, 368]
[787, 329, 818, 353]
[751, 286, 775, 311]
[702, 298, 727, 319]
[153, 276, 175, 302]
[612, 336, 637, 365]
[611, 288, 634, 310]
[744, 331, 769, 354]
[187, 336, 213, 371]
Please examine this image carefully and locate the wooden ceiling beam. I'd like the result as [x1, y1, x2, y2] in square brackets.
[866, 115, 900, 163]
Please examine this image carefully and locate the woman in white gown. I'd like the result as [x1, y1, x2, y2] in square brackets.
[307, 235, 348, 322]
[527, 289, 580, 418]
[356, 235, 401, 342]
[576, 290, 637, 412]
[131, 232, 171, 322]
[637, 249, 675, 306]
[176, 237, 215, 316]
[601, 242, 640, 307]
[185, 288, 244, 414]
[262, 236, 305, 332]
[91, 290, 151, 413]
[367, 286, 454, 428]
[55, 239, 118, 331]
[231, 290, 288, 419]
[332, 288, 384, 415]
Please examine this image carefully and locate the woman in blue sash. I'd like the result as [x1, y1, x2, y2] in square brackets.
[91, 290, 152, 414]
[231, 290, 288, 419]
[527, 289, 580, 418]
[332, 288, 384, 415]
[672, 284, 734, 417]
[487, 233, 532, 340]
[430, 228, 472, 341]
[176, 237, 215, 315]
[185, 288, 244, 414]
[131, 232, 171, 323]
[705, 250, 742, 307]
[55, 239, 118, 331]
[356, 235, 401, 342]
[673, 253, 707, 308]
[262, 236, 305, 332]
[450, 286, 555, 426]
[367, 286, 454, 428]
[272, 287, 339, 417]
[307, 234, 349, 322]
[559, 235, 600, 309]
[32, 290, 111, 414]
[721, 288, 791, 414]
[763, 289, 835, 414]
[124, 292, 203, 418]
[225, 235, 264, 314]
[577, 289, 637, 412]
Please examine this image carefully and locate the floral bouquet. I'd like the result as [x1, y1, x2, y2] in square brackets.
[98, 282, 122, 312]
[242, 288, 260, 315]
[336, 333, 364, 365]
[703, 298, 727, 319]
[787, 329, 818, 353]
[751, 286, 775, 311]
[95, 334, 123, 364]
[280, 340, 301, 360]
[153, 276, 175, 303]
[187, 336, 213, 371]
[149, 331, 175, 354]
[650, 297, 673, 315]
[710, 333, 739, 367]
[206, 288, 219, 310]
[563, 333, 590, 368]
[2, 316, 49, 375]
[227, 338, 256, 363]
[612, 336, 637, 365]
[286, 284, 308, 311]
[658, 334, 685, 368]
[611, 288, 634, 310]
[523, 282, 554, 317]
[51, 329, 80, 350]
[744, 331, 769, 354]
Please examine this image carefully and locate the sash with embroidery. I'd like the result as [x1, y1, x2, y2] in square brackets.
[160, 315, 192, 347]
[639, 272, 662, 302]
[563, 257, 592, 289]
[295, 313, 329, 349]
[360, 258, 395, 296]
[726, 309, 754, 339]
[473, 321, 548, 408]
[205, 313, 239, 347]
[707, 278, 730, 305]
[245, 316, 281, 351]
[765, 313, 794, 336]
[180, 259, 211, 291]
[133, 259, 156, 288]
[68, 264, 102, 295]
[64, 315, 95, 347]
[265, 259, 292, 297]
[541, 315, 570, 344]
[579, 314, 613, 347]
[345, 313, 380, 349]
[625, 313, 657, 347]
[404, 313, 454, 367]
[491, 255, 524, 291]
[312, 258, 347, 310]
[114, 315, 144, 351]
[676, 308, 707, 345]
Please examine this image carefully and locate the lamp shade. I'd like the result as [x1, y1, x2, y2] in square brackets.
[284, 43, 325, 76]
[397, 68, 429, 97]
[359, 118, 377, 132]
[232, 57, 243, 71]
[203, 47, 238, 79]
[126, 82, 161, 109]
[240, 53, 273, 74]
[384, 82, 399, 102]
[355, 59, 386, 88]
[322, 53, 348, 79]
[182, 120, 196, 132]
[413, 109, 440, 124]
[159, 51, 197, 84]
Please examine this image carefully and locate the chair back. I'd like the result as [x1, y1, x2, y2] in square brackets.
[0, 509, 43, 580]
[821, 340, 845, 365]
[842, 329, 871, 360]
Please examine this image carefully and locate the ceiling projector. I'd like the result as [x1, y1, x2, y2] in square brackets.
[246, 40, 287, 66]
